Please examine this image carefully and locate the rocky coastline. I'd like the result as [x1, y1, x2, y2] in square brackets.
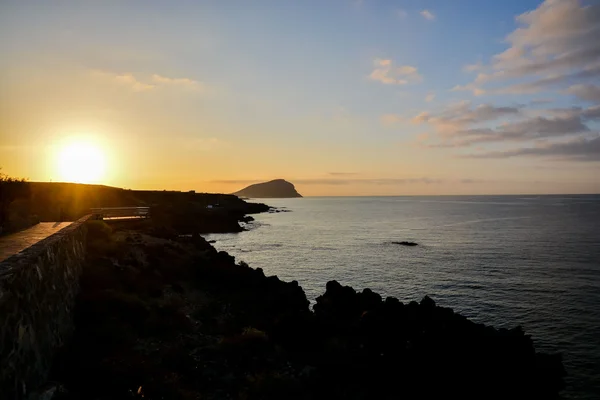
[46, 200, 565, 400]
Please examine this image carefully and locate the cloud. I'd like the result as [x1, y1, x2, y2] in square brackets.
[420, 10, 435, 20]
[411, 102, 521, 132]
[565, 84, 600, 102]
[496, 63, 600, 95]
[451, 83, 485, 96]
[493, 0, 600, 75]
[91, 70, 155, 91]
[426, 1, 600, 162]
[114, 74, 155, 91]
[92, 70, 202, 92]
[425, 92, 436, 102]
[530, 98, 555, 105]
[397, 9, 408, 18]
[417, 103, 600, 149]
[462, 135, 600, 162]
[460, 0, 600, 95]
[459, 178, 493, 184]
[294, 178, 444, 185]
[152, 74, 202, 90]
[369, 59, 422, 85]
[328, 172, 359, 176]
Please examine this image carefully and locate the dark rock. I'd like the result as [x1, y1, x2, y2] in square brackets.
[392, 241, 419, 246]
[326, 280, 343, 293]
[303, 279, 565, 399]
[171, 283, 184, 294]
[361, 288, 382, 310]
[420, 295, 436, 309]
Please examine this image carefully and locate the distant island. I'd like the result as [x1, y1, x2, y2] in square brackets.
[233, 179, 302, 198]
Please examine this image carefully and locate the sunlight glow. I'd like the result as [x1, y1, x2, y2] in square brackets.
[56, 141, 107, 183]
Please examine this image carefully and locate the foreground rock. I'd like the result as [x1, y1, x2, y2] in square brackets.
[48, 221, 565, 400]
[305, 281, 565, 399]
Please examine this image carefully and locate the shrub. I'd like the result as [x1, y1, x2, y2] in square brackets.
[0, 170, 30, 234]
[86, 220, 113, 240]
[86, 220, 120, 255]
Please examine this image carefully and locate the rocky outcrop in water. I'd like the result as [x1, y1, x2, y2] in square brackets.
[392, 241, 418, 246]
[295, 280, 565, 399]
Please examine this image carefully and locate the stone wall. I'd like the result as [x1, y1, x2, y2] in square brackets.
[0, 216, 90, 399]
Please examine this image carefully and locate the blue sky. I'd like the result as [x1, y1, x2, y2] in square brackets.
[1, 0, 599, 194]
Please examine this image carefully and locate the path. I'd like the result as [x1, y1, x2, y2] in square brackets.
[0, 222, 72, 263]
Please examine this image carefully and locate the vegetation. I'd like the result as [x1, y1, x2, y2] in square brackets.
[0, 169, 34, 234]
[50, 219, 307, 399]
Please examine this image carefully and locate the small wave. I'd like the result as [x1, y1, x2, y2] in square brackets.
[439, 216, 531, 227]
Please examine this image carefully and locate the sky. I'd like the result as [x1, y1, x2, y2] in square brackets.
[1, 0, 599, 196]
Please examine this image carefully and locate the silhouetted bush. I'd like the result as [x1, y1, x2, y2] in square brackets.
[0, 170, 31, 234]
[86, 220, 112, 240]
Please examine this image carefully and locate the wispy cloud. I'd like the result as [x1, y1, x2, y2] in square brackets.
[565, 84, 600, 103]
[425, 92, 436, 102]
[451, 83, 485, 96]
[415, 101, 600, 152]
[429, 0, 600, 163]
[420, 10, 435, 20]
[91, 70, 155, 91]
[152, 74, 202, 90]
[328, 172, 359, 176]
[294, 178, 444, 185]
[496, 64, 600, 95]
[92, 70, 202, 92]
[462, 135, 600, 162]
[530, 98, 555, 106]
[397, 9, 408, 18]
[460, 0, 600, 95]
[369, 59, 422, 85]
[411, 102, 521, 132]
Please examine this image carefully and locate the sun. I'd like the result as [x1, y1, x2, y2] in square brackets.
[57, 141, 107, 183]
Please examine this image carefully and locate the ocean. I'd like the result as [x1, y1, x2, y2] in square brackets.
[203, 195, 600, 399]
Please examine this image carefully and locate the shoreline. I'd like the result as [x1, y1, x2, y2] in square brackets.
[42, 200, 567, 399]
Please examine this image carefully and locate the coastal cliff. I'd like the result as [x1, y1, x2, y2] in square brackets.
[233, 179, 302, 198]
[44, 207, 565, 399]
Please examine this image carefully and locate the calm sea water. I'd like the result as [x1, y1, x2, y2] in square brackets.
[204, 195, 600, 399]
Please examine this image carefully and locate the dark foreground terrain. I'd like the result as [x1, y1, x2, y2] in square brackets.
[45, 214, 565, 400]
[0, 181, 268, 235]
